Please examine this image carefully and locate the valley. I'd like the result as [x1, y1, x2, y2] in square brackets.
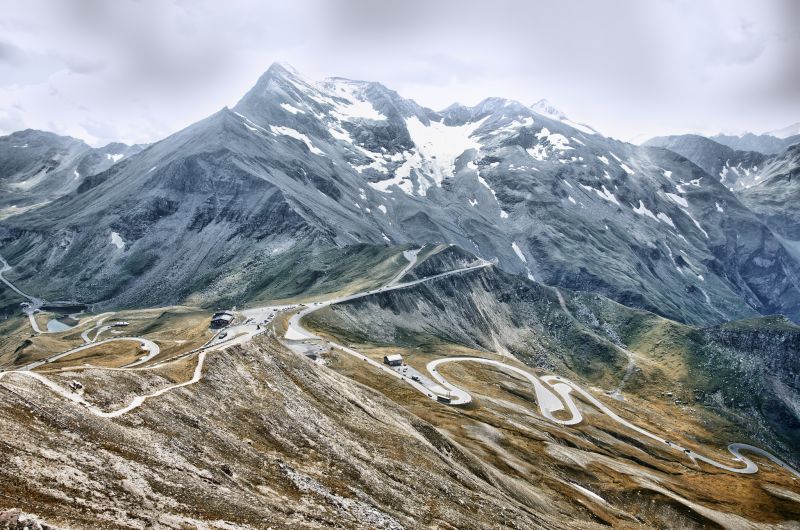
[1, 61, 799, 529]
[1, 242, 799, 528]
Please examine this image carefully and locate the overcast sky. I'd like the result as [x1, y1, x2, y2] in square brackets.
[0, 0, 797, 146]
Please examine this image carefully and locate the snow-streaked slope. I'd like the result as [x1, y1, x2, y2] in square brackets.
[3, 62, 799, 326]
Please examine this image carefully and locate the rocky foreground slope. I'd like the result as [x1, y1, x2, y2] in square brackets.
[1, 304, 798, 528]
[2, 63, 799, 326]
[1, 245, 799, 528]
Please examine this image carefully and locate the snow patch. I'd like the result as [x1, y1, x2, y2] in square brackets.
[110, 232, 125, 250]
[665, 192, 688, 208]
[580, 184, 619, 206]
[619, 162, 635, 175]
[681, 208, 709, 238]
[595, 185, 619, 206]
[280, 103, 305, 114]
[270, 126, 325, 156]
[478, 175, 499, 201]
[400, 116, 487, 192]
[527, 144, 548, 161]
[489, 117, 534, 136]
[535, 127, 572, 151]
[328, 125, 353, 143]
[327, 80, 385, 121]
[511, 242, 527, 263]
[632, 200, 659, 222]
[656, 212, 675, 228]
[106, 153, 124, 163]
[234, 111, 271, 134]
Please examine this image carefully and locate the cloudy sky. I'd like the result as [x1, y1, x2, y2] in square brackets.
[0, 0, 797, 146]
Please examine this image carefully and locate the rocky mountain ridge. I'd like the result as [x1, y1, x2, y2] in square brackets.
[1, 63, 799, 326]
[0, 129, 144, 217]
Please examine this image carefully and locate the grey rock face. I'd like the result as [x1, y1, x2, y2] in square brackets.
[0, 129, 143, 214]
[699, 316, 800, 456]
[1, 63, 799, 325]
[740, 145, 800, 259]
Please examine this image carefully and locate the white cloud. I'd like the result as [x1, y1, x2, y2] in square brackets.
[0, 0, 796, 145]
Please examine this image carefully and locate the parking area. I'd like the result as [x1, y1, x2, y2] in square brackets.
[388, 362, 450, 398]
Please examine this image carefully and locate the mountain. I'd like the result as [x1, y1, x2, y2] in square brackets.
[643, 134, 769, 190]
[711, 132, 800, 155]
[739, 144, 800, 260]
[3, 64, 800, 529]
[0, 129, 144, 218]
[766, 122, 800, 139]
[530, 98, 599, 135]
[2, 63, 800, 325]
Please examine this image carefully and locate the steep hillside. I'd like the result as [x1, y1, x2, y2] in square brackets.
[2, 268, 799, 528]
[307, 264, 800, 463]
[739, 144, 800, 255]
[0, 336, 571, 529]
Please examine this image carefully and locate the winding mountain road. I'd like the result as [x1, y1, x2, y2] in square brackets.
[285, 258, 490, 341]
[1, 252, 113, 336]
[0, 351, 207, 419]
[0, 254, 41, 306]
[1, 248, 797, 480]
[18, 337, 160, 371]
[285, 259, 800, 480]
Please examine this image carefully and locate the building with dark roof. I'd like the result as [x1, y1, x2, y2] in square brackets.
[210, 311, 234, 328]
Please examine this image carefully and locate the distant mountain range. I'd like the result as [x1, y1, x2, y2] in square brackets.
[0, 129, 144, 218]
[711, 132, 800, 155]
[1, 62, 799, 326]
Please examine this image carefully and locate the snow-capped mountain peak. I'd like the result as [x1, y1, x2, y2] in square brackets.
[530, 99, 567, 121]
[5, 62, 800, 328]
[531, 98, 598, 135]
[765, 122, 800, 139]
